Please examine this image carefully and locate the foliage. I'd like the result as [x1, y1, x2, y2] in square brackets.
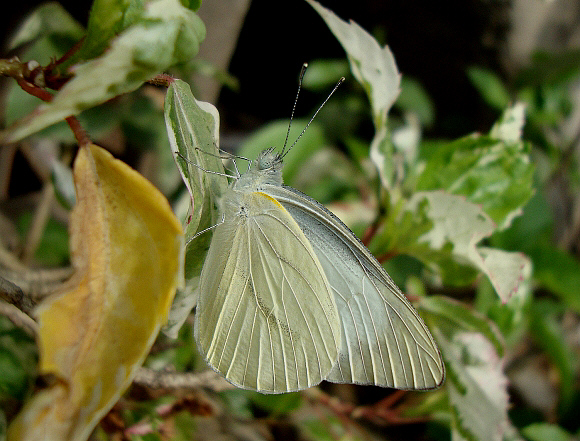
[0, 0, 579, 440]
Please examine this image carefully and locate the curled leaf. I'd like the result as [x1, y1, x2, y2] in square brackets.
[8, 144, 183, 441]
[163, 79, 227, 337]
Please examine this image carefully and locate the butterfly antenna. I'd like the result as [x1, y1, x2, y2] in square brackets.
[281, 75, 345, 160]
[281, 63, 309, 156]
[175, 151, 235, 179]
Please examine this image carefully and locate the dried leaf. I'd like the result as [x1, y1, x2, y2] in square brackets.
[8, 144, 183, 441]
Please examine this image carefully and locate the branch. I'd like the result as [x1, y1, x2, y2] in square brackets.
[21, 182, 55, 265]
[0, 299, 37, 336]
[0, 249, 73, 309]
[133, 367, 234, 392]
[304, 387, 430, 426]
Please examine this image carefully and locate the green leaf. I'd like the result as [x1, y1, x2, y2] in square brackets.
[121, 94, 181, 195]
[475, 276, 531, 344]
[162, 79, 227, 337]
[416, 131, 535, 231]
[301, 59, 350, 91]
[72, 0, 137, 64]
[396, 76, 436, 127]
[306, 0, 404, 195]
[467, 66, 511, 111]
[16, 213, 70, 266]
[420, 296, 504, 357]
[521, 423, 574, 441]
[173, 410, 197, 440]
[531, 245, 580, 314]
[408, 191, 515, 298]
[250, 392, 302, 416]
[0, 349, 29, 399]
[220, 390, 254, 419]
[7, 2, 84, 51]
[369, 192, 478, 287]
[0, 316, 38, 403]
[490, 190, 553, 252]
[374, 191, 533, 301]
[179, 0, 201, 11]
[476, 246, 532, 306]
[0, 0, 205, 143]
[299, 416, 363, 441]
[530, 299, 577, 410]
[517, 49, 580, 88]
[306, 0, 400, 128]
[0, 411, 6, 441]
[287, 147, 364, 204]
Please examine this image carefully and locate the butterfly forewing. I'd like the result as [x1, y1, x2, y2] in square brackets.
[195, 190, 341, 393]
[265, 185, 445, 390]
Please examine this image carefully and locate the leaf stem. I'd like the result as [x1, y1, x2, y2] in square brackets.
[15, 77, 90, 146]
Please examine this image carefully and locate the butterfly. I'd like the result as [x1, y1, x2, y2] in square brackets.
[193, 65, 444, 393]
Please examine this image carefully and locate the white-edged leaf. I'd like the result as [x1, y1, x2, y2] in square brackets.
[1, 0, 204, 143]
[476, 247, 532, 304]
[434, 330, 521, 441]
[409, 191, 531, 302]
[392, 112, 420, 165]
[369, 125, 396, 191]
[163, 79, 228, 338]
[490, 102, 526, 144]
[307, 0, 403, 192]
[306, 0, 400, 128]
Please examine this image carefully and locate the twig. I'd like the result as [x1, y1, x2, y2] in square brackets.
[0, 210, 21, 251]
[21, 182, 55, 265]
[0, 299, 37, 335]
[16, 77, 53, 102]
[15, 77, 89, 146]
[361, 222, 379, 247]
[303, 387, 356, 415]
[65, 116, 91, 147]
[0, 260, 73, 305]
[376, 250, 397, 264]
[0, 245, 28, 272]
[0, 144, 17, 201]
[352, 390, 430, 425]
[304, 387, 431, 426]
[0, 275, 35, 315]
[133, 367, 234, 392]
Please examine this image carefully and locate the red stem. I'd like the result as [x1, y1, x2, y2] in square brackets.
[16, 78, 90, 147]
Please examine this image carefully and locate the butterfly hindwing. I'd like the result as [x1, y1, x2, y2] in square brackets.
[195, 191, 341, 393]
[266, 185, 444, 390]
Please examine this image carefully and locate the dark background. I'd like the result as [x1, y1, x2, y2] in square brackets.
[1, 0, 509, 141]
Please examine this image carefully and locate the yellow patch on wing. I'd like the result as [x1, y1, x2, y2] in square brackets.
[255, 191, 285, 208]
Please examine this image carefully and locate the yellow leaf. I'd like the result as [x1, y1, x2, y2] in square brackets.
[8, 144, 184, 441]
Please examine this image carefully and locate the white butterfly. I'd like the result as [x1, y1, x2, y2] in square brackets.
[193, 68, 444, 394]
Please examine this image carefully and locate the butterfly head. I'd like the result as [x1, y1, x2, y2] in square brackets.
[256, 147, 283, 171]
[244, 147, 284, 186]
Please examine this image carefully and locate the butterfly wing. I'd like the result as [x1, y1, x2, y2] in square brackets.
[195, 190, 341, 393]
[266, 185, 444, 390]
